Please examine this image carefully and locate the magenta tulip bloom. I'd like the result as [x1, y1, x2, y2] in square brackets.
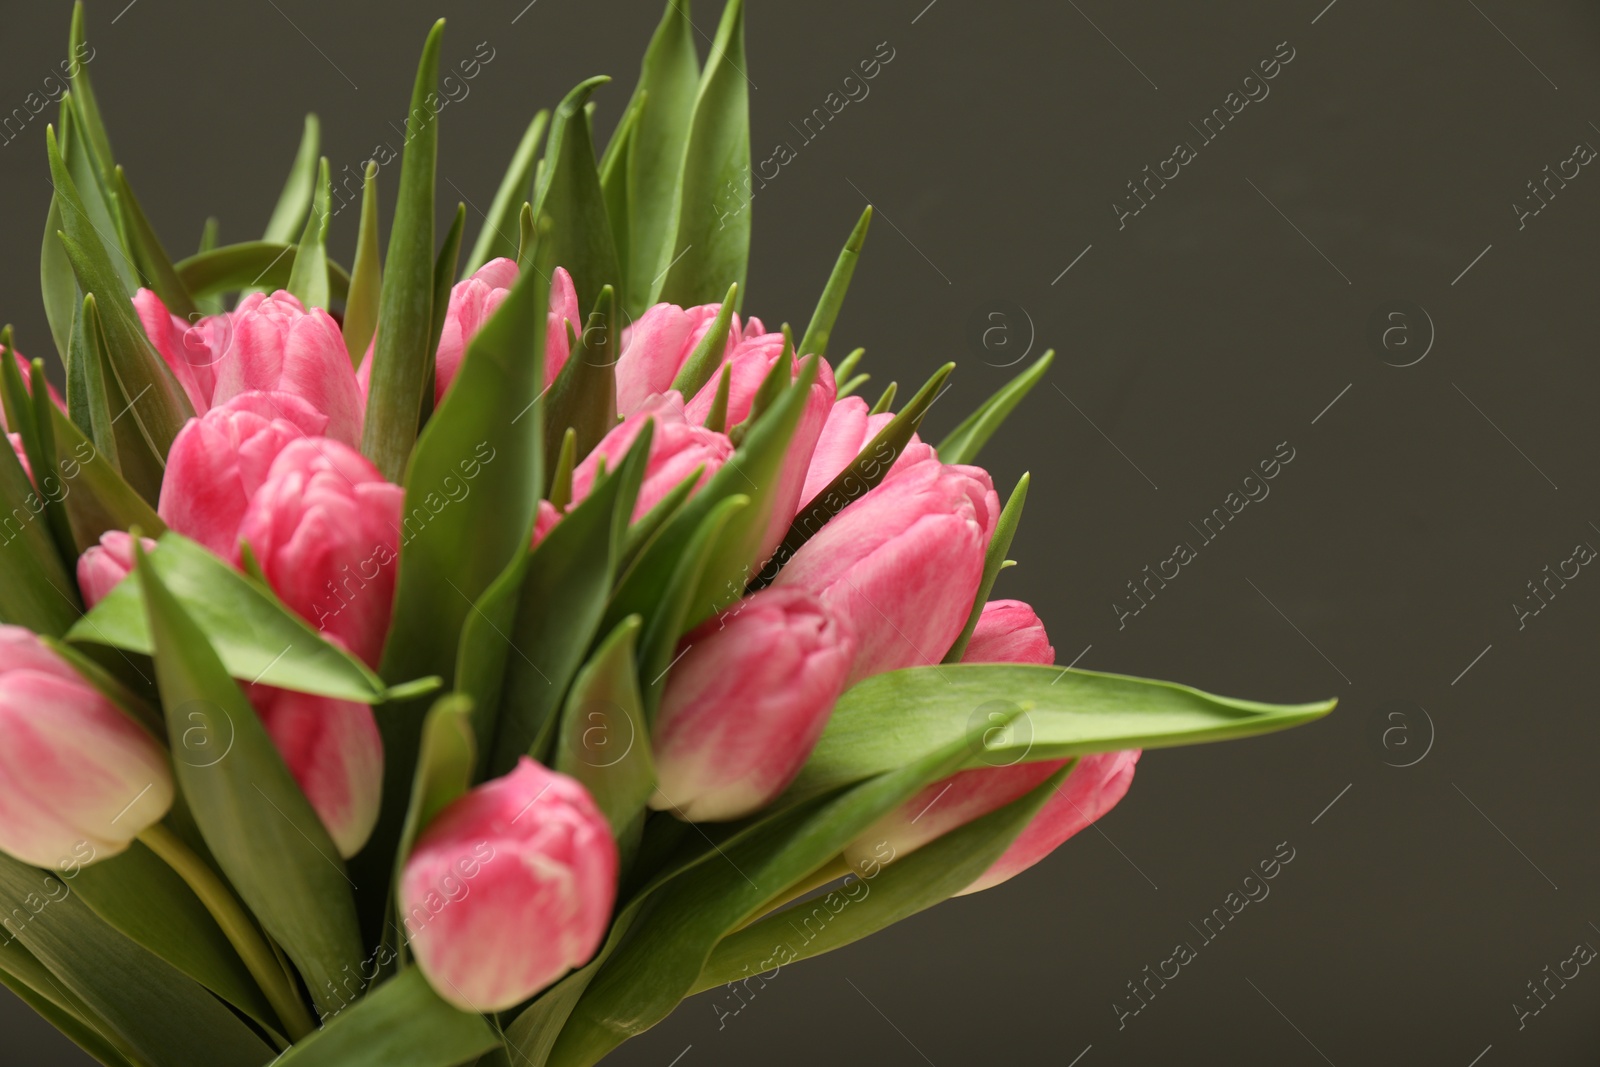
[651, 588, 855, 821]
[0, 626, 172, 867]
[77, 531, 158, 609]
[569, 392, 733, 523]
[135, 288, 227, 413]
[236, 437, 403, 668]
[614, 301, 753, 417]
[209, 291, 364, 447]
[247, 683, 382, 858]
[774, 458, 998, 684]
[400, 758, 617, 1012]
[799, 395, 933, 509]
[158, 391, 328, 559]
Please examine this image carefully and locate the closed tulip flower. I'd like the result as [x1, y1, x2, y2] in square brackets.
[569, 392, 733, 523]
[774, 458, 998, 684]
[799, 395, 933, 510]
[134, 289, 226, 413]
[0, 626, 172, 867]
[77, 531, 158, 609]
[400, 758, 617, 1012]
[682, 329, 785, 430]
[651, 588, 855, 822]
[615, 301, 752, 417]
[158, 391, 328, 559]
[236, 437, 403, 668]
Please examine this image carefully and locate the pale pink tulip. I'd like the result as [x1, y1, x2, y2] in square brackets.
[158, 391, 328, 559]
[400, 758, 616, 1012]
[134, 289, 226, 413]
[963, 599, 1054, 664]
[569, 393, 733, 523]
[799, 395, 933, 510]
[774, 459, 998, 684]
[751, 355, 836, 566]
[0, 625, 172, 867]
[235, 437, 403, 668]
[651, 588, 855, 821]
[77, 531, 158, 609]
[615, 302, 751, 417]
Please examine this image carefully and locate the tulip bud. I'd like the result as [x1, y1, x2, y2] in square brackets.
[774, 459, 998, 684]
[799, 395, 933, 510]
[963, 599, 1054, 664]
[615, 301, 746, 417]
[425, 262, 579, 406]
[651, 588, 855, 821]
[682, 330, 785, 430]
[569, 393, 733, 523]
[77, 531, 159, 609]
[400, 758, 617, 1012]
[236, 437, 403, 669]
[247, 683, 382, 858]
[752, 355, 835, 566]
[209, 291, 365, 447]
[158, 391, 328, 559]
[0, 625, 172, 867]
[135, 289, 225, 413]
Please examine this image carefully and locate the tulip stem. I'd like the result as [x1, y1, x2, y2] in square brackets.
[138, 823, 317, 1041]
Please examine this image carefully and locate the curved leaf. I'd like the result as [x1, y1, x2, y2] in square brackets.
[175, 241, 352, 301]
[271, 969, 499, 1067]
[343, 162, 383, 365]
[936, 349, 1055, 465]
[533, 77, 623, 315]
[797, 205, 871, 359]
[464, 111, 548, 277]
[263, 114, 321, 244]
[286, 157, 333, 310]
[555, 616, 653, 835]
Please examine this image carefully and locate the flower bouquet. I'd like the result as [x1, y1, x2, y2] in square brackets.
[0, 3, 1334, 1064]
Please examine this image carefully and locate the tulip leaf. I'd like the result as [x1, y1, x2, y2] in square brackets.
[270, 968, 500, 1067]
[0, 935, 138, 1067]
[47, 375, 164, 554]
[135, 544, 366, 1020]
[455, 549, 531, 779]
[175, 241, 352, 301]
[551, 714, 1011, 1063]
[41, 187, 77, 367]
[195, 217, 224, 316]
[598, 95, 641, 282]
[502, 907, 643, 1067]
[620, 465, 700, 568]
[364, 21, 445, 482]
[657, 0, 749, 309]
[487, 425, 650, 778]
[936, 349, 1055, 466]
[0, 417, 80, 636]
[695, 763, 1070, 991]
[67, 3, 114, 176]
[464, 111, 548, 277]
[26, 361, 79, 567]
[832, 347, 865, 386]
[532, 77, 623, 316]
[0, 853, 277, 1067]
[943, 472, 1028, 663]
[112, 167, 198, 320]
[343, 162, 383, 365]
[421, 203, 468, 425]
[545, 285, 619, 463]
[286, 157, 333, 310]
[68, 294, 120, 471]
[69, 531, 403, 703]
[797, 206, 871, 360]
[555, 615, 655, 835]
[792, 664, 1336, 800]
[58, 94, 136, 296]
[667, 283, 736, 399]
[263, 114, 321, 244]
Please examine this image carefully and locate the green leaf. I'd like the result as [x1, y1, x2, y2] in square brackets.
[263, 114, 322, 244]
[195, 217, 223, 316]
[135, 545, 365, 1021]
[501, 907, 641, 1067]
[532, 77, 623, 315]
[175, 241, 351, 301]
[517, 202, 537, 271]
[272, 969, 500, 1067]
[548, 427, 578, 510]
[624, 0, 701, 314]
[944, 473, 1028, 662]
[0, 935, 139, 1067]
[70, 531, 399, 703]
[598, 95, 641, 283]
[41, 188, 77, 366]
[667, 283, 737, 399]
[47, 374, 165, 554]
[390, 694, 475, 968]
[936, 349, 1055, 465]
[792, 663, 1336, 799]
[343, 162, 383, 365]
[695, 764, 1069, 991]
[703, 363, 733, 433]
[67, 3, 114, 178]
[59, 93, 135, 295]
[364, 21, 445, 482]
[658, 0, 750, 309]
[464, 111, 548, 277]
[0, 388, 80, 635]
[26, 360, 80, 567]
[287, 157, 333, 310]
[454, 551, 529, 779]
[420, 203, 467, 425]
[869, 380, 897, 415]
[545, 285, 619, 463]
[112, 167, 198, 320]
[67, 294, 119, 469]
[554, 616, 654, 835]
[836, 372, 869, 398]
[797, 206, 871, 359]
[0, 853, 276, 1067]
[832, 347, 865, 386]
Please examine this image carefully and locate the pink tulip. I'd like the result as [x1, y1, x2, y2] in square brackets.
[209, 291, 364, 447]
[236, 437, 403, 668]
[158, 391, 328, 559]
[400, 757, 616, 1011]
[7, 433, 29, 483]
[247, 682, 382, 858]
[773, 458, 998, 684]
[569, 392, 733, 523]
[682, 330, 786, 430]
[134, 289, 226, 413]
[0, 625, 172, 867]
[615, 302, 752, 417]
[963, 600, 1054, 664]
[77, 531, 158, 609]
[651, 588, 855, 821]
[799, 395, 933, 510]
[749, 355, 836, 566]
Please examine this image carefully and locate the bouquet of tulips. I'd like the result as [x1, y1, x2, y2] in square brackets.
[0, 3, 1334, 1064]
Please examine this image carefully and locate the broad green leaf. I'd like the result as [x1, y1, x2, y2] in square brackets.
[176, 241, 352, 301]
[47, 372, 164, 554]
[455, 548, 530, 778]
[364, 21, 445, 482]
[263, 114, 321, 244]
[26, 360, 79, 567]
[545, 285, 618, 463]
[624, 0, 701, 314]
[135, 546, 365, 1020]
[66, 293, 116, 466]
[41, 189, 76, 366]
[70, 531, 400, 703]
[944, 472, 1028, 662]
[389, 694, 475, 967]
[556, 616, 654, 834]
[0, 935, 138, 1067]
[0, 405, 80, 635]
[464, 111, 548, 276]
[793, 664, 1336, 799]
[59, 94, 135, 295]
[195, 217, 223, 316]
[797, 206, 871, 359]
[532, 77, 623, 315]
[695, 763, 1069, 991]
[286, 157, 333, 310]
[501, 907, 640, 1067]
[113, 167, 198, 319]
[273, 968, 500, 1066]
[343, 162, 382, 364]
[667, 283, 736, 399]
[598, 95, 641, 282]
[0, 853, 276, 1067]
[936, 349, 1055, 465]
[658, 0, 750, 309]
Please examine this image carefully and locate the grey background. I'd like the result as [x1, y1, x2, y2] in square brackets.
[3, 0, 1599, 1063]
